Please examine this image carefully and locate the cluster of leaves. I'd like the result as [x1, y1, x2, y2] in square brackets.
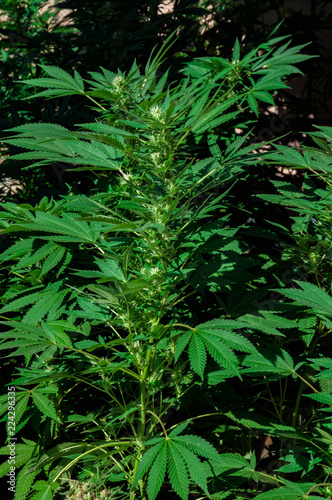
[1, 31, 332, 500]
[1, 0, 330, 207]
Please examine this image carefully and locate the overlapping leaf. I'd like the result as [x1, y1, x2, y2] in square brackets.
[134, 433, 218, 500]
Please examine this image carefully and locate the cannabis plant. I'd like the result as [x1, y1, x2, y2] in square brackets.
[0, 34, 325, 500]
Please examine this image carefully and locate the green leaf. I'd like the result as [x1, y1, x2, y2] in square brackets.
[40, 246, 66, 277]
[251, 90, 275, 105]
[175, 331, 192, 362]
[197, 330, 239, 373]
[167, 443, 189, 500]
[275, 281, 332, 316]
[188, 333, 207, 379]
[174, 442, 209, 496]
[304, 393, 332, 405]
[168, 421, 192, 438]
[96, 258, 126, 281]
[146, 444, 168, 500]
[15, 464, 38, 500]
[232, 38, 240, 61]
[212, 453, 249, 469]
[254, 486, 306, 500]
[133, 441, 164, 486]
[242, 348, 295, 377]
[247, 94, 258, 116]
[30, 480, 53, 500]
[15, 394, 30, 427]
[237, 314, 286, 336]
[31, 392, 60, 423]
[173, 435, 219, 460]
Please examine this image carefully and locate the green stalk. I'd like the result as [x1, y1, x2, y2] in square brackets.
[131, 342, 154, 500]
[291, 382, 303, 428]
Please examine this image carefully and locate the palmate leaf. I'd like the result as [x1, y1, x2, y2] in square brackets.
[95, 258, 126, 282]
[15, 462, 38, 500]
[241, 347, 295, 378]
[31, 391, 60, 423]
[23, 290, 67, 324]
[172, 434, 219, 460]
[21, 64, 84, 96]
[14, 241, 59, 269]
[40, 246, 66, 277]
[0, 442, 37, 489]
[254, 483, 316, 500]
[0, 441, 34, 463]
[197, 330, 239, 373]
[173, 442, 209, 496]
[29, 480, 53, 500]
[0, 319, 74, 355]
[6, 137, 124, 171]
[196, 321, 257, 353]
[2, 211, 95, 242]
[176, 325, 241, 379]
[275, 281, 332, 316]
[136, 433, 219, 499]
[304, 393, 332, 405]
[41, 322, 73, 348]
[236, 314, 287, 337]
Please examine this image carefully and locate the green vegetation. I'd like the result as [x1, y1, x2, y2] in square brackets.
[1, 2, 332, 500]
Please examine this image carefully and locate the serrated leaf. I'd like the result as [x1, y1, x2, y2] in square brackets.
[96, 258, 125, 281]
[40, 246, 66, 277]
[188, 333, 207, 379]
[212, 453, 249, 469]
[66, 413, 95, 422]
[14, 464, 38, 500]
[197, 330, 239, 373]
[146, 445, 167, 500]
[254, 487, 305, 500]
[247, 94, 258, 116]
[174, 442, 209, 496]
[31, 392, 60, 423]
[175, 331, 192, 362]
[30, 480, 53, 500]
[167, 443, 189, 500]
[133, 441, 164, 486]
[73, 340, 99, 350]
[304, 393, 332, 405]
[276, 281, 332, 316]
[168, 421, 191, 438]
[15, 394, 30, 427]
[174, 435, 219, 460]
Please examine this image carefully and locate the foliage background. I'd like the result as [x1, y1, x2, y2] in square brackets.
[1, 1, 332, 499]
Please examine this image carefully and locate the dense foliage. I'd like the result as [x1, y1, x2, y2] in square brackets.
[1, 0, 331, 204]
[0, 28, 332, 500]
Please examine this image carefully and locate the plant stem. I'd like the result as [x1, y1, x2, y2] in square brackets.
[292, 380, 304, 428]
[131, 343, 154, 500]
